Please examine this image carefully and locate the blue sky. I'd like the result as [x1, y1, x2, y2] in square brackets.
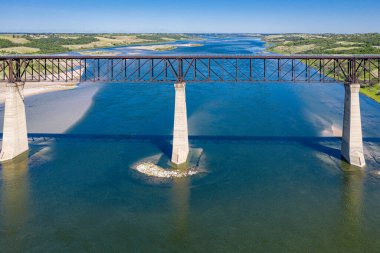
[2, 0, 380, 33]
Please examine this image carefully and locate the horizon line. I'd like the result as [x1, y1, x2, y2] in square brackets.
[1, 32, 380, 35]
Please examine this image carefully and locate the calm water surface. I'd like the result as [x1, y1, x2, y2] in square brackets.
[1, 36, 380, 252]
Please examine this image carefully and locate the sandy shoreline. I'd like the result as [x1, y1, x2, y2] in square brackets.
[0, 67, 85, 103]
[0, 82, 78, 103]
[0, 81, 102, 134]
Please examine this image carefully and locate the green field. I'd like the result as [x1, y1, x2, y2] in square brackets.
[360, 86, 380, 103]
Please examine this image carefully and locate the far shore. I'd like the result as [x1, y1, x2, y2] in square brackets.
[127, 43, 203, 51]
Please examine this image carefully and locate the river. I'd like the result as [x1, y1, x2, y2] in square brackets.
[1, 35, 380, 252]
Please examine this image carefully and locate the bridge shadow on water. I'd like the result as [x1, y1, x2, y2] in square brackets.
[27, 134, 380, 160]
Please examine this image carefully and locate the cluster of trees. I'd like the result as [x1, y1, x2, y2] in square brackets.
[23, 34, 99, 54]
[0, 39, 16, 48]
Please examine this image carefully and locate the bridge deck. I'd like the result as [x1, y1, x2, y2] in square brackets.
[0, 55, 379, 84]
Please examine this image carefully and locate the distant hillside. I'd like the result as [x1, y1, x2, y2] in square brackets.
[0, 33, 197, 55]
[263, 33, 380, 55]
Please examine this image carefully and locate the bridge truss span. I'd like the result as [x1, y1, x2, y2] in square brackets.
[0, 55, 379, 84]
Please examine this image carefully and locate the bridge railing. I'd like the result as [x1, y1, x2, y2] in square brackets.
[0, 55, 379, 84]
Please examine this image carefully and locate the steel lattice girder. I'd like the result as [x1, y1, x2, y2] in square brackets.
[0, 55, 379, 84]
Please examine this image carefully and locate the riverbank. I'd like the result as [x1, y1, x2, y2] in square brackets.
[0, 82, 78, 103]
[361, 86, 380, 103]
[0, 82, 102, 134]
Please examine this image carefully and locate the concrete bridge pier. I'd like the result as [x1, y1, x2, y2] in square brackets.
[341, 83, 365, 167]
[0, 82, 29, 162]
[171, 82, 189, 165]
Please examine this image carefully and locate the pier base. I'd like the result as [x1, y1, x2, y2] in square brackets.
[0, 82, 29, 162]
[341, 83, 365, 167]
[171, 82, 189, 165]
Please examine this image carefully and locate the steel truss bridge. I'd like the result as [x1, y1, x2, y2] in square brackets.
[0, 55, 380, 84]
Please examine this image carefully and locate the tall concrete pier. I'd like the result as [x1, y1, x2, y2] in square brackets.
[0, 82, 29, 162]
[171, 82, 189, 165]
[341, 83, 365, 167]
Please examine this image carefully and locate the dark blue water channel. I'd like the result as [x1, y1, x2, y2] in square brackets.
[1, 35, 380, 252]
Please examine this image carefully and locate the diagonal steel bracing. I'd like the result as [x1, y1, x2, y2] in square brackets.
[0, 55, 379, 85]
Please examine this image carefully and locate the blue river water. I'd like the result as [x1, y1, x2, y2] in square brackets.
[1, 35, 380, 252]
